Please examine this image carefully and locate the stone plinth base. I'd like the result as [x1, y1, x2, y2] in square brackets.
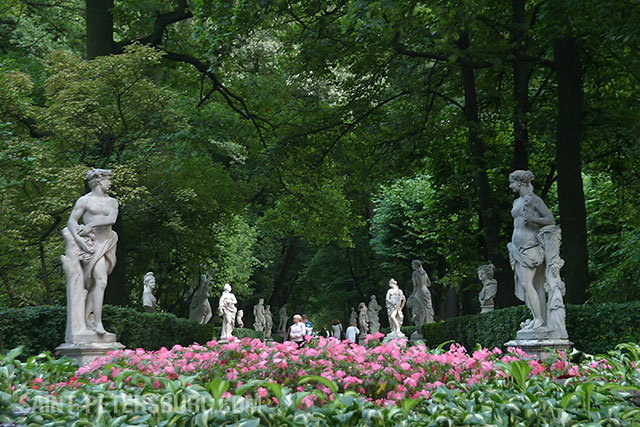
[410, 331, 424, 342]
[383, 332, 407, 343]
[56, 341, 124, 367]
[504, 339, 573, 359]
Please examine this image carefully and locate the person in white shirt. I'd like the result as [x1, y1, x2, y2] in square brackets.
[289, 314, 306, 348]
[345, 322, 360, 343]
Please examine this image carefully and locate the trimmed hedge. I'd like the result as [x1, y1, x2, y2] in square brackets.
[422, 302, 640, 354]
[0, 305, 217, 357]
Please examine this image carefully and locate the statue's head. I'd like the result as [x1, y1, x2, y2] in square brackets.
[411, 259, 422, 270]
[266, 305, 271, 310]
[223, 283, 231, 292]
[509, 170, 535, 194]
[86, 169, 112, 191]
[370, 295, 376, 301]
[359, 302, 366, 309]
[144, 271, 155, 288]
[477, 263, 495, 280]
[259, 298, 264, 304]
[389, 278, 398, 288]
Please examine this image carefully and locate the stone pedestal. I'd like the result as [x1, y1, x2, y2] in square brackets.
[56, 341, 124, 366]
[410, 330, 424, 342]
[383, 332, 407, 343]
[504, 339, 573, 359]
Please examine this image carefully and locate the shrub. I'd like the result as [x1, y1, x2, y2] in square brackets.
[0, 305, 214, 356]
[422, 302, 640, 354]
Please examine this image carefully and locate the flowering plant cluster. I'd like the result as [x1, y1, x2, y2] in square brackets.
[3, 338, 640, 425]
[54, 333, 592, 407]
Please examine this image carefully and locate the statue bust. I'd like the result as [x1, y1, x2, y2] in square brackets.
[142, 272, 157, 313]
[477, 264, 497, 313]
[60, 169, 119, 343]
[507, 170, 568, 339]
[385, 278, 406, 340]
[218, 283, 237, 341]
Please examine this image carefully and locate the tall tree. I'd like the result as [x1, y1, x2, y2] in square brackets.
[553, 32, 589, 303]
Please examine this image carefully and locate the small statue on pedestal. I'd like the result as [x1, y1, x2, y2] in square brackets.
[478, 264, 497, 313]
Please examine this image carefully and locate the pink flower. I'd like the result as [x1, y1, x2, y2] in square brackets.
[257, 387, 268, 398]
[301, 394, 317, 408]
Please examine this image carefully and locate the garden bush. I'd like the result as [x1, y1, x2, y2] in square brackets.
[422, 301, 640, 354]
[0, 305, 214, 356]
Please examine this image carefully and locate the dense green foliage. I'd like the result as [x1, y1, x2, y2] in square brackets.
[1, 0, 640, 324]
[0, 305, 220, 356]
[422, 302, 640, 354]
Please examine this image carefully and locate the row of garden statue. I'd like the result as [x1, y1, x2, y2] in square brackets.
[57, 168, 568, 364]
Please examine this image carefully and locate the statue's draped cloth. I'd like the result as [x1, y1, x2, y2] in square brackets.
[508, 225, 567, 338]
[83, 231, 118, 289]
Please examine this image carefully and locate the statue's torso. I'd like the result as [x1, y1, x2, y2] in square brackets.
[511, 196, 540, 248]
[82, 195, 117, 240]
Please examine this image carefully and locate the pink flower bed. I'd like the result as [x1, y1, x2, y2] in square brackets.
[45, 333, 596, 407]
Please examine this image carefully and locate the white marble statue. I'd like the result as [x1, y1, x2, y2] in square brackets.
[264, 305, 273, 339]
[507, 170, 568, 339]
[218, 283, 237, 341]
[190, 267, 213, 324]
[478, 264, 498, 313]
[60, 168, 119, 342]
[142, 272, 157, 313]
[253, 299, 265, 332]
[236, 309, 244, 328]
[349, 307, 357, 325]
[278, 306, 287, 333]
[358, 302, 369, 335]
[407, 260, 435, 337]
[367, 295, 381, 334]
[385, 278, 406, 340]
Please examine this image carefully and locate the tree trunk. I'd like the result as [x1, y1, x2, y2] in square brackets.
[553, 34, 589, 303]
[512, 0, 530, 169]
[86, 0, 114, 59]
[268, 237, 299, 307]
[105, 213, 128, 305]
[39, 242, 53, 305]
[458, 31, 517, 308]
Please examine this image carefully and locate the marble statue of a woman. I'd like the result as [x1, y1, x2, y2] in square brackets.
[218, 283, 237, 341]
[385, 278, 406, 340]
[407, 259, 434, 337]
[278, 306, 287, 333]
[367, 295, 381, 334]
[264, 305, 273, 339]
[507, 170, 568, 339]
[358, 302, 369, 335]
[253, 299, 265, 332]
[190, 268, 213, 324]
